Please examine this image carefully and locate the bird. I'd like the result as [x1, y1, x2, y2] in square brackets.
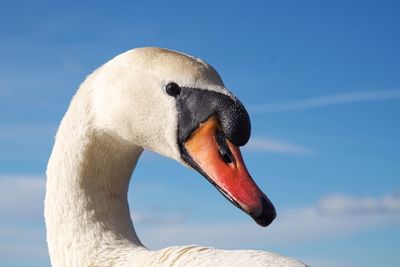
[44, 47, 307, 267]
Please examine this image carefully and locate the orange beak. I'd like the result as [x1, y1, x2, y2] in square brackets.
[183, 116, 276, 227]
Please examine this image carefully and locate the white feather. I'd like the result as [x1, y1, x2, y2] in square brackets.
[44, 47, 307, 267]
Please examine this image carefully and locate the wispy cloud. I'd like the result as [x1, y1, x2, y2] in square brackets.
[0, 176, 48, 266]
[245, 137, 313, 155]
[302, 258, 357, 267]
[251, 89, 400, 113]
[316, 192, 400, 215]
[2, 176, 399, 266]
[0, 176, 45, 218]
[0, 124, 57, 161]
[136, 191, 400, 249]
[0, 124, 57, 139]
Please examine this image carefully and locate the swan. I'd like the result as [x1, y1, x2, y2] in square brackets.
[44, 47, 307, 267]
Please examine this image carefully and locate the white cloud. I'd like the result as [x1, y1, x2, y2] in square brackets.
[245, 137, 313, 155]
[0, 176, 45, 218]
[0, 243, 48, 261]
[251, 89, 400, 113]
[136, 192, 400, 249]
[0, 124, 56, 139]
[316, 192, 400, 215]
[302, 258, 357, 267]
[0, 224, 49, 266]
[2, 176, 399, 266]
[0, 176, 48, 265]
[0, 125, 57, 161]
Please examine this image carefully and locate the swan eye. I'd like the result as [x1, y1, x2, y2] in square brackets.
[166, 83, 181, 96]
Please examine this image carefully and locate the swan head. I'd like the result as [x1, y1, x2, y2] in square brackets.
[90, 47, 276, 227]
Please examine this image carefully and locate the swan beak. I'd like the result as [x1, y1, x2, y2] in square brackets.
[183, 116, 276, 227]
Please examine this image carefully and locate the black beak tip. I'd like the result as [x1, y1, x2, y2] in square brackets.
[252, 195, 277, 227]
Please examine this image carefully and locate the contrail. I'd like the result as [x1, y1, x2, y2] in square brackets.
[251, 89, 400, 113]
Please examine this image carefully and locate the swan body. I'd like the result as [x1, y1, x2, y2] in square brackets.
[45, 47, 307, 266]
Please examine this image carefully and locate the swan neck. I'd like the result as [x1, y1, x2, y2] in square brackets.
[45, 92, 146, 266]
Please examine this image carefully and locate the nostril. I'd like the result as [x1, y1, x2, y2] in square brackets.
[215, 130, 234, 164]
[220, 151, 233, 164]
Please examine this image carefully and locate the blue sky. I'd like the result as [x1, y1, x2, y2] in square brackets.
[0, 1, 399, 266]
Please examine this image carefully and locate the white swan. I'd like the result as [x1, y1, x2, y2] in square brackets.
[45, 47, 307, 267]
